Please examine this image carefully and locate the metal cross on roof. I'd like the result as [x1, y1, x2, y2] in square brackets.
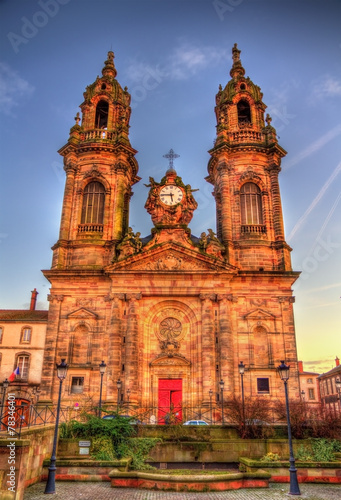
[163, 148, 180, 170]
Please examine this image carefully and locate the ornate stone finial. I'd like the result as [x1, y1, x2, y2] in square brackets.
[230, 43, 245, 79]
[163, 148, 180, 174]
[74, 112, 81, 125]
[232, 43, 241, 63]
[102, 50, 117, 78]
[266, 114, 272, 126]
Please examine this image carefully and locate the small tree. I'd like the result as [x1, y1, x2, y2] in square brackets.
[274, 399, 308, 439]
[226, 396, 273, 438]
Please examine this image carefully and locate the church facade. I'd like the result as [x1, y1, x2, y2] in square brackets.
[39, 45, 300, 421]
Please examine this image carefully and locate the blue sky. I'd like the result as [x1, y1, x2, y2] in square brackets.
[0, 0, 340, 373]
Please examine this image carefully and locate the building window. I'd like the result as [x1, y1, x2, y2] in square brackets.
[95, 100, 109, 128]
[20, 327, 32, 344]
[71, 377, 84, 394]
[307, 378, 313, 384]
[0, 326, 3, 343]
[81, 181, 105, 225]
[16, 354, 30, 381]
[240, 182, 263, 225]
[257, 378, 270, 393]
[237, 99, 251, 124]
[308, 388, 315, 400]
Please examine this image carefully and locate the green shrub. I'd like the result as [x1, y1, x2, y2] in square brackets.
[58, 413, 161, 468]
[260, 452, 281, 462]
[91, 435, 116, 461]
[296, 438, 339, 462]
[118, 437, 161, 470]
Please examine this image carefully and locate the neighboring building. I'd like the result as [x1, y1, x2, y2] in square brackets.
[318, 357, 341, 413]
[0, 289, 48, 406]
[37, 45, 301, 420]
[298, 360, 320, 406]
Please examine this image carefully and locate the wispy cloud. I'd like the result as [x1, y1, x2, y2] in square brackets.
[167, 42, 227, 80]
[287, 160, 341, 242]
[305, 282, 341, 294]
[302, 358, 337, 374]
[125, 41, 228, 84]
[284, 123, 341, 170]
[308, 75, 341, 104]
[0, 62, 34, 114]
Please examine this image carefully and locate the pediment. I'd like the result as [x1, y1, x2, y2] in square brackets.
[150, 353, 191, 366]
[106, 242, 237, 273]
[243, 308, 276, 320]
[67, 308, 98, 320]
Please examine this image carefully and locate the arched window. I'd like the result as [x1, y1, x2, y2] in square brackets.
[240, 182, 263, 225]
[70, 325, 91, 365]
[20, 327, 32, 344]
[81, 182, 105, 225]
[95, 100, 109, 129]
[253, 326, 269, 367]
[237, 99, 251, 124]
[15, 353, 30, 381]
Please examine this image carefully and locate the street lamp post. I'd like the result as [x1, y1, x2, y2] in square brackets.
[209, 389, 213, 424]
[335, 377, 341, 410]
[238, 361, 246, 428]
[126, 388, 130, 415]
[98, 361, 106, 419]
[116, 379, 122, 410]
[44, 359, 68, 495]
[219, 379, 224, 425]
[0, 379, 9, 427]
[277, 361, 301, 496]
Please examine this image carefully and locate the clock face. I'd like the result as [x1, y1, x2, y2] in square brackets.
[159, 185, 183, 206]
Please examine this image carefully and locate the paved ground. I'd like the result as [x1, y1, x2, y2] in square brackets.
[24, 481, 341, 499]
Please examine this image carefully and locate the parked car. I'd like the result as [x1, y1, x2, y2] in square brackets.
[183, 420, 208, 425]
[101, 414, 142, 424]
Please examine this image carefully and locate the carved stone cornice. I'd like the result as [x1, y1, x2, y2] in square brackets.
[199, 293, 216, 302]
[83, 164, 104, 179]
[277, 296, 295, 303]
[126, 293, 142, 301]
[217, 293, 237, 303]
[47, 294, 64, 303]
[104, 292, 125, 302]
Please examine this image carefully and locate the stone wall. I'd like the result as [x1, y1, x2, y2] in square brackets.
[0, 425, 54, 500]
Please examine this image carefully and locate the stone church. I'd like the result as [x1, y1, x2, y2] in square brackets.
[39, 45, 300, 421]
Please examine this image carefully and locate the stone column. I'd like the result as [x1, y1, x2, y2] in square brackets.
[267, 164, 285, 241]
[200, 294, 216, 404]
[106, 293, 124, 403]
[112, 163, 129, 242]
[216, 163, 233, 245]
[217, 294, 235, 396]
[125, 293, 141, 404]
[58, 161, 77, 241]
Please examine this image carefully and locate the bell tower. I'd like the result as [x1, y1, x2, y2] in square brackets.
[206, 44, 292, 272]
[52, 51, 140, 269]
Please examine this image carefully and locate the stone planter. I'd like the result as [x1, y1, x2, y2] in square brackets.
[239, 457, 341, 484]
[109, 470, 271, 492]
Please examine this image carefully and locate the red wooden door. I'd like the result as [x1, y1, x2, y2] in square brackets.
[158, 379, 182, 424]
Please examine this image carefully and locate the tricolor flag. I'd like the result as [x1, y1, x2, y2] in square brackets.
[8, 367, 20, 382]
